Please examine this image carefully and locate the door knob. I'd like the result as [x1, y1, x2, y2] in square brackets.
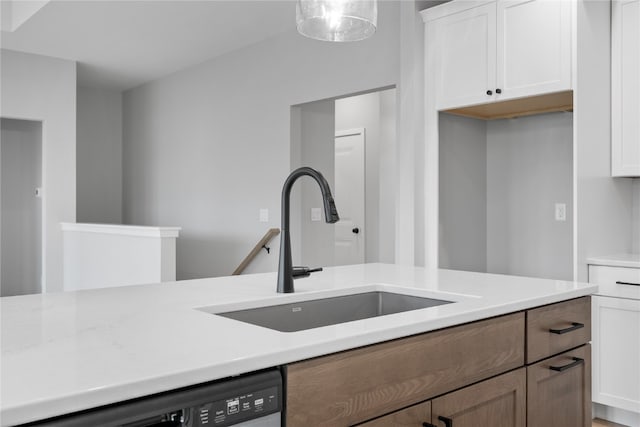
[352, 227, 360, 234]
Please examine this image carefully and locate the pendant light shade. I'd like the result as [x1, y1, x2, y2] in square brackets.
[296, 0, 377, 42]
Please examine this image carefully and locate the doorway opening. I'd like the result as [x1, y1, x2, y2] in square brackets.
[1, 118, 43, 296]
[290, 87, 397, 268]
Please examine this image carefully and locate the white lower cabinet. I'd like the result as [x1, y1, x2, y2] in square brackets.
[592, 295, 640, 414]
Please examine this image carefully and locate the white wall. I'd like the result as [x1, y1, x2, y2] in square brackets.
[486, 113, 573, 281]
[1, 119, 42, 296]
[76, 87, 123, 224]
[123, 3, 401, 279]
[574, 0, 633, 281]
[0, 49, 76, 292]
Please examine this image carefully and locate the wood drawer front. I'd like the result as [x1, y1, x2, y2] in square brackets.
[589, 265, 640, 286]
[527, 345, 591, 427]
[285, 313, 524, 426]
[432, 368, 526, 427]
[357, 401, 431, 427]
[526, 297, 591, 363]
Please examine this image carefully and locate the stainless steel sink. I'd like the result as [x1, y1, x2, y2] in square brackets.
[215, 291, 453, 332]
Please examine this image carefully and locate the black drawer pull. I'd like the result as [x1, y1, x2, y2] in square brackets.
[438, 416, 453, 427]
[616, 281, 640, 286]
[423, 423, 437, 427]
[549, 322, 584, 334]
[549, 357, 584, 372]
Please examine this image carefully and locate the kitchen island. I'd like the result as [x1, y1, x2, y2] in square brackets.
[1, 264, 596, 426]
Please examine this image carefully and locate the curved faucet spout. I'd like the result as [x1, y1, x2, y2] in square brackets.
[277, 167, 339, 293]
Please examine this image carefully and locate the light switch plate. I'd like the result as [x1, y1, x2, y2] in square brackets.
[259, 208, 269, 222]
[554, 203, 566, 221]
[311, 208, 321, 222]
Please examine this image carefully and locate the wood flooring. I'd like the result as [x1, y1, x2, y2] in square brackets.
[592, 418, 629, 427]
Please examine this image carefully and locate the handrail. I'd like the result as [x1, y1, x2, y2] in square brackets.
[232, 228, 281, 275]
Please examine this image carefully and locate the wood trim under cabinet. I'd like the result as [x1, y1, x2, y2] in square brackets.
[285, 313, 525, 426]
[443, 90, 573, 120]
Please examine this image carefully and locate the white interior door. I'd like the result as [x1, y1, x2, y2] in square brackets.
[334, 129, 365, 265]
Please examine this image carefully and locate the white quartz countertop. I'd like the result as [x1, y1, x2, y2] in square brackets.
[0, 264, 597, 426]
[587, 253, 640, 269]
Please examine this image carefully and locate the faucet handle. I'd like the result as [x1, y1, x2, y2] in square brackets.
[292, 266, 323, 279]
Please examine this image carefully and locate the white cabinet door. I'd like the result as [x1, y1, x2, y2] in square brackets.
[497, 0, 572, 101]
[592, 296, 640, 414]
[612, 0, 640, 177]
[431, 2, 497, 110]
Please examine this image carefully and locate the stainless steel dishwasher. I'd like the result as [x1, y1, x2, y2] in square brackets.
[26, 370, 282, 427]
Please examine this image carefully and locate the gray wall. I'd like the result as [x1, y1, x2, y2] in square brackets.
[123, 2, 400, 279]
[335, 88, 396, 264]
[486, 113, 573, 281]
[378, 89, 397, 264]
[634, 179, 640, 254]
[77, 87, 123, 224]
[297, 99, 335, 268]
[291, 89, 396, 268]
[0, 49, 76, 293]
[439, 112, 574, 280]
[1, 119, 42, 296]
[438, 113, 487, 272]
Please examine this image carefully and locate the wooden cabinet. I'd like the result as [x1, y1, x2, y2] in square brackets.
[527, 345, 591, 427]
[425, 0, 572, 111]
[431, 368, 526, 427]
[612, 0, 640, 177]
[286, 313, 524, 426]
[358, 369, 526, 427]
[285, 298, 590, 427]
[592, 295, 640, 414]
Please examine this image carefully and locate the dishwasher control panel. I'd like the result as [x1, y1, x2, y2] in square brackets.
[188, 386, 279, 426]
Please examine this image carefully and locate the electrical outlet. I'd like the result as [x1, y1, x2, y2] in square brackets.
[311, 208, 321, 222]
[554, 203, 566, 221]
[259, 208, 269, 222]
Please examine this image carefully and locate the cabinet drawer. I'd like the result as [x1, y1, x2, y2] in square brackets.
[527, 345, 591, 427]
[527, 297, 591, 363]
[357, 401, 431, 427]
[286, 313, 524, 426]
[589, 265, 640, 287]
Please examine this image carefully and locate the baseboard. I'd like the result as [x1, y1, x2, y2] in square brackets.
[593, 402, 640, 427]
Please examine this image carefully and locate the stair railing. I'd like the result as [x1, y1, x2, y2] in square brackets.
[232, 228, 280, 275]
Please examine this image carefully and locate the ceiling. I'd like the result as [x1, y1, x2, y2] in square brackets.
[1, 0, 296, 91]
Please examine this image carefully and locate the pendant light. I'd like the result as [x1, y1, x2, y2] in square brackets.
[296, 0, 377, 42]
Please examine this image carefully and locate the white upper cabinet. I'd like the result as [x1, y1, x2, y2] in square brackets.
[425, 0, 572, 111]
[612, 0, 640, 177]
[497, 0, 572, 100]
[429, 2, 497, 110]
